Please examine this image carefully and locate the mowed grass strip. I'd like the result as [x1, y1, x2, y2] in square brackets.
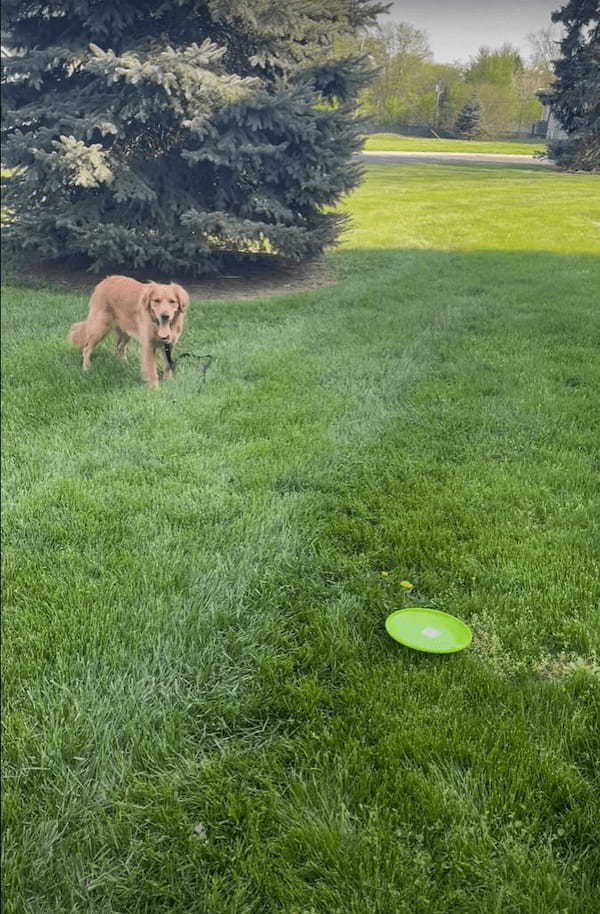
[364, 133, 546, 155]
[2, 164, 600, 913]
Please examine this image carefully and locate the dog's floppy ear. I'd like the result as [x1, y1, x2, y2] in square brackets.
[140, 281, 156, 310]
[172, 284, 190, 312]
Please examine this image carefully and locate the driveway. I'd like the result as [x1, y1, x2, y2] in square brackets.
[358, 150, 555, 168]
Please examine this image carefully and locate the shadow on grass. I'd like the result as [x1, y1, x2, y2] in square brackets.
[334, 246, 600, 307]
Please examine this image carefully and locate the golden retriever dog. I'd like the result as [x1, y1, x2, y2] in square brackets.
[68, 275, 190, 388]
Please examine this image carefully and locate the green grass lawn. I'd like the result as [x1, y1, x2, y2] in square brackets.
[364, 133, 546, 155]
[3, 164, 600, 913]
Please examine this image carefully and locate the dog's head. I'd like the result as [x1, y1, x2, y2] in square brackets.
[141, 282, 190, 343]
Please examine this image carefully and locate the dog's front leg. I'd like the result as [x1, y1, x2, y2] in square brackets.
[140, 340, 160, 389]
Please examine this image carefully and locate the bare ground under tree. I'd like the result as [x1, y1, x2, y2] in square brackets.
[2, 256, 336, 301]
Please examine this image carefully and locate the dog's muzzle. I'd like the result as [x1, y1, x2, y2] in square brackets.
[156, 313, 172, 341]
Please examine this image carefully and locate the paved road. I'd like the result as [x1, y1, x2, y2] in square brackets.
[358, 150, 555, 168]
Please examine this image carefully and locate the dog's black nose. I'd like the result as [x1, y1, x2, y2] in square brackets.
[160, 312, 169, 322]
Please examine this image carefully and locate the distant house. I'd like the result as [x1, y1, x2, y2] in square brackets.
[534, 89, 569, 140]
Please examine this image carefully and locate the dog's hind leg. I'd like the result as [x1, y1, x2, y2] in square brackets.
[115, 329, 130, 361]
[81, 315, 113, 370]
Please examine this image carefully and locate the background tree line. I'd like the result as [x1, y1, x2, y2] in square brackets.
[335, 22, 558, 137]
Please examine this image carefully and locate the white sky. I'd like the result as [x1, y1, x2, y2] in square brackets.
[385, 1, 561, 64]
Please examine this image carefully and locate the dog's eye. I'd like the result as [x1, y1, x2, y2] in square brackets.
[168, 299, 176, 304]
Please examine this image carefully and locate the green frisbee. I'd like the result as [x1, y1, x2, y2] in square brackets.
[385, 608, 472, 654]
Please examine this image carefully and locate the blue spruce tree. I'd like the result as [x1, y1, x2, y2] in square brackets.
[541, 0, 599, 171]
[454, 98, 482, 139]
[1, 1, 387, 274]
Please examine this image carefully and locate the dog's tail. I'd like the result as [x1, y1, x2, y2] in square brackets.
[67, 320, 88, 349]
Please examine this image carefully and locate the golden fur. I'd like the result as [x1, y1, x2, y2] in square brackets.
[68, 275, 190, 388]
